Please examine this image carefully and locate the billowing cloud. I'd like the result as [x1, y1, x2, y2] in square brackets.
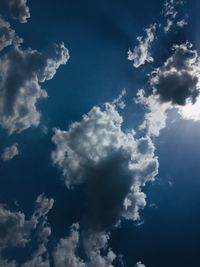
[0, 43, 69, 134]
[0, 194, 53, 266]
[1, 143, 19, 161]
[8, 0, 30, 23]
[53, 223, 116, 267]
[151, 42, 200, 106]
[128, 24, 156, 68]
[52, 103, 158, 228]
[0, 17, 22, 52]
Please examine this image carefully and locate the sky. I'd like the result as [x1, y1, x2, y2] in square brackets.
[0, 0, 200, 266]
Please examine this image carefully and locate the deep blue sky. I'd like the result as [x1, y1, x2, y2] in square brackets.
[1, 1, 200, 266]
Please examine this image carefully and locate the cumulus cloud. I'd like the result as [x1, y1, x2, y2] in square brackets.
[53, 224, 116, 267]
[0, 17, 22, 52]
[151, 42, 200, 106]
[136, 42, 200, 136]
[52, 103, 158, 228]
[0, 194, 53, 266]
[8, 0, 30, 23]
[128, 24, 156, 68]
[53, 223, 86, 267]
[1, 143, 19, 161]
[0, 43, 69, 134]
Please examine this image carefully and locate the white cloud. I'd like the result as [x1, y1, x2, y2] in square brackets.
[135, 89, 170, 137]
[1, 143, 19, 161]
[128, 24, 156, 68]
[53, 223, 86, 267]
[52, 103, 158, 225]
[0, 42, 69, 134]
[176, 19, 188, 28]
[53, 224, 116, 267]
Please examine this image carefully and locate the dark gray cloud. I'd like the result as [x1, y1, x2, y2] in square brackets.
[151, 42, 200, 106]
[8, 0, 30, 23]
[0, 43, 69, 134]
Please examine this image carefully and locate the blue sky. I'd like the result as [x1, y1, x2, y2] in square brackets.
[0, 1, 200, 267]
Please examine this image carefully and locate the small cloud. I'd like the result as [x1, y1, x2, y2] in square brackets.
[8, 0, 30, 23]
[177, 19, 188, 28]
[135, 261, 146, 267]
[1, 143, 19, 162]
[128, 24, 156, 68]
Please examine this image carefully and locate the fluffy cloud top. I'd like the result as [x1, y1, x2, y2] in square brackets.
[53, 224, 116, 267]
[0, 42, 69, 134]
[8, 0, 30, 23]
[128, 24, 156, 68]
[1, 143, 19, 161]
[52, 103, 158, 228]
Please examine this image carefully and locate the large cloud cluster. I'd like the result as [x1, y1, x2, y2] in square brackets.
[52, 103, 158, 227]
[128, 24, 156, 68]
[0, 43, 69, 134]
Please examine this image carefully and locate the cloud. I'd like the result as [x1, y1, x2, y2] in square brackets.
[0, 42, 69, 134]
[136, 42, 200, 136]
[8, 0, 30, 23]
[53, 223, 86, 267]
[52, 103, 158, 228]
[0, 194, 53, 266]
[162, 0, 185, 33]
[53, 224, 116, 267]
[150, 42, 200, 106]
[135, 261, 146, 267]
[1, 143, 19, 161]
[128, 24, 156, 68]
[135, 89, 170, 137]
[0, 17, 22, 52]
[176, 19, 188, 28]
